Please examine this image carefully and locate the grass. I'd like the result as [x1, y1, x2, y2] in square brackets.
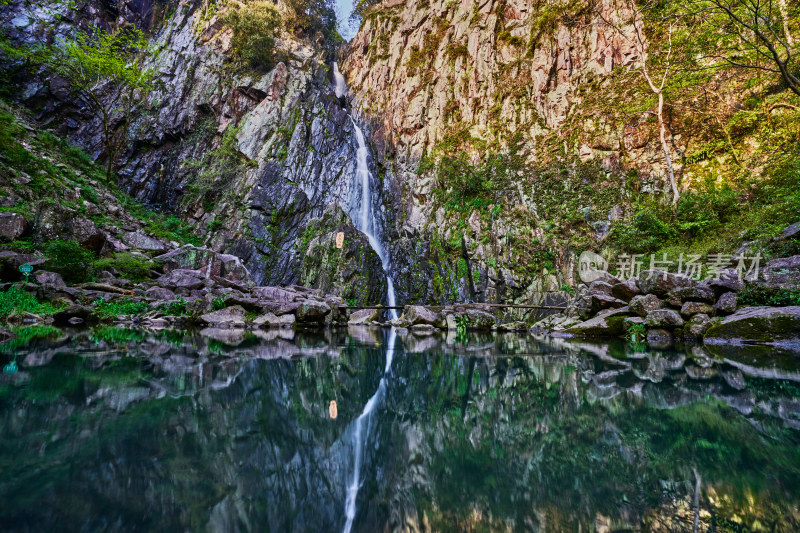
[92, 297, 149, 319]
[0, 325, 61, 354]
[0, 287, 62, 319]
[738, 285, 800, 307]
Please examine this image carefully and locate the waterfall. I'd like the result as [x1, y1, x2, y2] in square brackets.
[332, 62, 399, 321]
[342, 328, 397, 533]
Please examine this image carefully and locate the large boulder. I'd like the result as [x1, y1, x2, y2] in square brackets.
[611, 280, 640, 302]
[645, 309, 685, 328]
[638, 270, 695, 296]
[34, 271, 65, 288]
[348, 308, 383, 325]
[461, 308, 496, 330]
[154, 245, 253, 285]
[704, 306, 800, 346]
[565, 314, 626, 337]
[67, 216, 106, 252]
[666, 285, 716, 305]
[144, 286, 176, 301]
[253, 312, 295, 328]
[629, 294, 664, 317]
[761, 255, 800, 289]
[684, 313, 712, 339]
[714, 292, 738, 315]
[401, 305, 442, 327]
[294, 300, 331, 325]
[680, 301, 714, 318]
[199, 305, 247, 327]
[708, 268, 744, 294]
[0, 212, 27, 240]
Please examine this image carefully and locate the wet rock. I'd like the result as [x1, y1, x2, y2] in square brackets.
[646, 328, 673, 346]
[680, 301, 714, 318]
[684, 313, 712, 339]
[645, 309, 685, 328]
[704, 306, 800, 346]
[460, 308, 496, 330]
[53, 304, 92, 324]
[638, 270, 695, 296]
[155, 269, 206, 290]
[34, 271, 65, 288]
[0, 212, 27, 240]
[623, 316, 645, 330]
[144, 286, 176, 300]
[122, 230, 168, 253]
[199, 305, 247, 327]
[685, 365, 718, 380]
[629, 294, 664, 317]
[610, 280, 640, 302]
[761, 255, 800, 289]
[708, 268, 743, 294]
[714, 292, 737, 315]
[721, 368, 746, 390]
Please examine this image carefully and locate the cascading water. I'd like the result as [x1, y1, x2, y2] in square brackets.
[332, 62, 400, 533]
[332, 62, 398, 321]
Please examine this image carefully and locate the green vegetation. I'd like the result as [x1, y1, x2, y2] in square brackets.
[211, 296, 227, 311]
[0, 287, 61, 319]
[92, 297, 148, 319]
[93, 252, 156, 282]
[738, 285, 800, 307]
[0, 325, 61, 354]
[161, 297, 188, 317]
[184, 125, 254, 209]
[225, 1, 281, 70]
[44, 240, 96, 283]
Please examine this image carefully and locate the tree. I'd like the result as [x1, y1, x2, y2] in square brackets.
[285, 0, 342, 47]
[41, 28, 154, 178]
[598, 1, 681, 204]
[225, 0, 282, 70]
[696, 0, 799, 96]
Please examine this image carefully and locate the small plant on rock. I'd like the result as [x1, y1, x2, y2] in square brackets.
[455, 315, 470, 344]
[212, 296, 226, 311]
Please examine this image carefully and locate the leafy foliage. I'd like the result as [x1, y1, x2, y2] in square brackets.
[225, 1, 282, 70]
[93, 253, 156, 282]
[44, 240, 96, 283]
[92, 297, 148, 319]
[738, 285, 800, 307]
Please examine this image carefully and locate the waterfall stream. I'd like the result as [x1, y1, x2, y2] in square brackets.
[333, 62, 400, 533]
[332, 62, 398, 321]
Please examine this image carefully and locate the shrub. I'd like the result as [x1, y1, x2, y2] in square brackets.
[44, 239, 95, 283]
[211, 296, 226, 311]
[738, 285, 800, 307]
[162, 297, 187, 317]
[0, 287, 61, 319]
[93, 252, 156, 282]
[611, 209, 676, 254]
[676, 181, 739, 237]
[226, 1, 282, 70]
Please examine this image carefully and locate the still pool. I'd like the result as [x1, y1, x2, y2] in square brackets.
[1, 326, 799, 532]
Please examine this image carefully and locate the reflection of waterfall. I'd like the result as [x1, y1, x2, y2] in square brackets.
[332, 62, 398, 321]
[342, 328, 397, 533]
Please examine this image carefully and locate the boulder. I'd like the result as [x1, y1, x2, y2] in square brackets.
[199, 305, 247, 327]
[708, 268, 744, 295]
[348, 308, 382, 325]
[155, 269, 206, 290]
[611, 280, 640, 302]
[704, 306, 800, 346]
[588, 281, 614, 296]
[461, 308, 496, 330]
[67, 216, 106, 252]
[253, 312, 295, 328]
[122, 230, 168, 254]
[761, 255, 800, 289]
[0, 212, 26, 240]
[645, 309, 685, 328]
[629, 294, 664, 317]
[144, 286, 176, 300]
[714, 292, 738, 315]
[680, 301, 714, 318]
[684, 313, 712, 339]
[294, 300, 331, 324]
[565, 314, 626, 337]
[34, 271, 65, 288]
[638, 269, 695, 296]
[401, 305, 442, 327]
[667, 285, 716, 305]
[623, 316, 645, 330]
[154, 245, 253, 285]
[53, 304, 93, 324]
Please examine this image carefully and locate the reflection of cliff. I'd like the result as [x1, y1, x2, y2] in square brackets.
[1, 329, 799, 531]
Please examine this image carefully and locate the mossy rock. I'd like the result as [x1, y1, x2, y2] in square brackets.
[704, 306, 800, 347]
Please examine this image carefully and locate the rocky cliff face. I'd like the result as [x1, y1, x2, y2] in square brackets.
[1, 0, 396, 298]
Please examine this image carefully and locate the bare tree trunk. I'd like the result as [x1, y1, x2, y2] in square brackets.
[778, 0, 794, 47]
[657, 91, 678, 204]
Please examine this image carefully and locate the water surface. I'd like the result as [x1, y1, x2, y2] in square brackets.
[1, 327, 799, 532]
